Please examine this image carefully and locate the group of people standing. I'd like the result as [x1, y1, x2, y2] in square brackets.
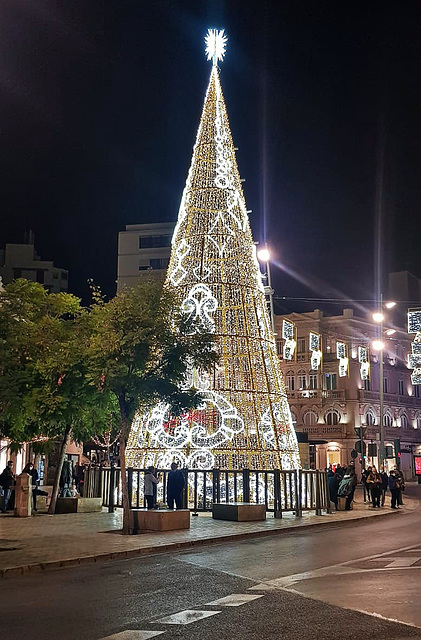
[0, 460, 39, 513]
[144, 462, 185, 510]
[327, 463, 405, 510]
[361, 466, 405, 509]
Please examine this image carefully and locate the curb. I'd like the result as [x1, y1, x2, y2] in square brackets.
[0, 506, 408, 579]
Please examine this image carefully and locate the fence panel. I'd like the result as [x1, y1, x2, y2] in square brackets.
[92, 466, 330, 516]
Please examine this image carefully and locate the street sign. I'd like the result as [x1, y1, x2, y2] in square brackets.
[368, 443, 377, 457]
[350, 449, 358, 459]
[355, 441, 366, 454]
[354, 426, 367, 438]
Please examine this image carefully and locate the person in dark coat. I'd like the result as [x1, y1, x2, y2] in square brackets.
[167, 462, 185, 510]
[22, 462, 39, 511]
[0, 460, 15, 513]
[380, 468, 388, 506]
[327, 470, 341, 509]
[366, 466, 382, 507]
[389, 469, 403, 509]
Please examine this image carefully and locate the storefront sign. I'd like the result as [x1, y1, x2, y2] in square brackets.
[414, 456, 421, 476]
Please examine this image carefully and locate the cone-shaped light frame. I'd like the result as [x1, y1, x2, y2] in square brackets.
[127, 63, 300, 471]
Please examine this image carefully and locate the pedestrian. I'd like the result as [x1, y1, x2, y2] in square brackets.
[366, 466, 382, 507]
[337, 466, 357, 510]
[167, 462, 185, 509]
[396, 468, 405, 505]
[388, 469, 402, 509]
[0, 460, 15, 513]
[380, 467, 388, 506]
[22, 462, 39, 512]
[361, 466, 372, 502]
[144, 466, 160, 509]
[328, 469, 341, 509]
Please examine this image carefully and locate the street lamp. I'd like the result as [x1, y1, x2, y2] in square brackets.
[257, 245, 275, 335]
[372, 294, 395, 469]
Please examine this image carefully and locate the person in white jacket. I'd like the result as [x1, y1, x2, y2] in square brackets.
[144, 466, 160, 509]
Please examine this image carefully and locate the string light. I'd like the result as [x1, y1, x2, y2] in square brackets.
[126, 32, 300, 471]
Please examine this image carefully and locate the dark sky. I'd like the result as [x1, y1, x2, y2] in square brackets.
[1, 0, 420, 306]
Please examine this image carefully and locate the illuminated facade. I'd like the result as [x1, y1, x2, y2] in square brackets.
[126, 31, 300, 471]
[276, 308, 421, 480]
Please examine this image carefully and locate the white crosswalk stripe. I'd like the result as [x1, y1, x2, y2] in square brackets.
[206, 593, 264, 606]
[154, 609, 221, 625]
[99, 631, 165, 640]
[384, 556, 421, 568]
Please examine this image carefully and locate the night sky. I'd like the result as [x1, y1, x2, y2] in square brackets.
[1, 1, 420, 307]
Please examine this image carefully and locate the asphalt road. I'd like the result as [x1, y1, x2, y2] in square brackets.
[1, 486, 421, 640]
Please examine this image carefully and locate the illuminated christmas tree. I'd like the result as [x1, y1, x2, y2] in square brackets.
[127, 30, 300, 471]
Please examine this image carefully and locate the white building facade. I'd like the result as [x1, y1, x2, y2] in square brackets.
[117, 222, 175, 291]
[0, 240, 68, 293]
[276, 308, 421, 479]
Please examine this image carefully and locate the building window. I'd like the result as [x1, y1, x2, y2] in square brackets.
[383, 413, 392, 427]
[297, 370, 306, 389]
[383, 377, 388, 393]
[309, 374, 318, 390]
[304, 410, 318, 426]
[416, 414, 421, 429]
[290, 411, 297, 424]
[139, 235, 172, 249]
[297, 337, 306, 353]
[61, 271, 68, 281]
[325, 373, 337, 391]
[400, 414, 408, 429]
[276, 341, 282, 356]
[414, 385, 420, 398]
[36, 269, 44, 284]
[286, 372, 295, 392]
[365, 411, 376, 426]
[363, 378, 371, 391]
[325, 409, 340, 425]
[398, 380, 404, 396]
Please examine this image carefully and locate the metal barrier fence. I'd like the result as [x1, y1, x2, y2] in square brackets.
[84, 466, 330, 517]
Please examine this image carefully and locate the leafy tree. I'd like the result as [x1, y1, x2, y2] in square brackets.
[0, 280, 113, 513]
[87, 280, 218, 533]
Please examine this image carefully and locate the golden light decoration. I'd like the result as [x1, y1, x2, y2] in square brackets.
[126, 33, 300, 471]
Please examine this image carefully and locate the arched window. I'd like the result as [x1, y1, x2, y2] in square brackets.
[400, 414, 408, 429]
[325, 409, 340, 425]
[383, 413, 393, 427]
[297, 370, 307, 389]
[286, 371, 295, 392]
[416, 414, 421, 429]
[290, 411, 297, 425]
[365, 410, 376, 426]
[304, 410, 318, 426]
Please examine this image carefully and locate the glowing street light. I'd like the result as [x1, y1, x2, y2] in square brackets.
[372, 340, 385, 351]
[371, 295, 395, 469]
[257, 245, 275, 335]
[385, 328, 396, 336]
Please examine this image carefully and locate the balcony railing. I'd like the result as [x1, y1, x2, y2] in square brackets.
[358, 390, 421, 407]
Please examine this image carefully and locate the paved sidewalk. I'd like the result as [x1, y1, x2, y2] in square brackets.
[0, 492, 418, 578]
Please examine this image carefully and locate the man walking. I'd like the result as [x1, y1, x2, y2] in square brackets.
[167, 462, 185, 510]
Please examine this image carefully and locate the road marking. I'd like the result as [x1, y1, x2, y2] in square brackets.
[154, 610, 220, 625]
[248, 583, 277, 591]
[384, 557, 421, 568]
[206, 593, 263, 606]
[100, 632, 165, 640]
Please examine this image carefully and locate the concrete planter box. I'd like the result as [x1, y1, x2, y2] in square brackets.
[55, 497, 102, 514]
[129, 509, 190, 534]
[212, 502, 266, 522]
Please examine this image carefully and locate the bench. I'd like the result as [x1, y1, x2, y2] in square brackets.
[212, 502, 266, 521]
[129, 508, 190, 534]
[55, 497, 102, 514]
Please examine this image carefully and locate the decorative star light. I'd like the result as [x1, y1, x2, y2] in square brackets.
[205, 28, 227, 65]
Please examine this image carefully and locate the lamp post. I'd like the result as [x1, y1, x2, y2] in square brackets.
[257, 245, 275, 335]
[372, 295, 396, 469]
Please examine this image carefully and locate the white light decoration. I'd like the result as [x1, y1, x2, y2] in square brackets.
[126, 32, 300, 471]
[408, 309, 421, 386]
[282, 319, 296, 361]
[336, 341, 349, 377]
[205, 28, 227, 66]
[358, 345, 370, 381]
[309, 332, 322, 370]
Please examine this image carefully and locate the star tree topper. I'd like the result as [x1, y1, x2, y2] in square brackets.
[205, 28, 227, 65]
